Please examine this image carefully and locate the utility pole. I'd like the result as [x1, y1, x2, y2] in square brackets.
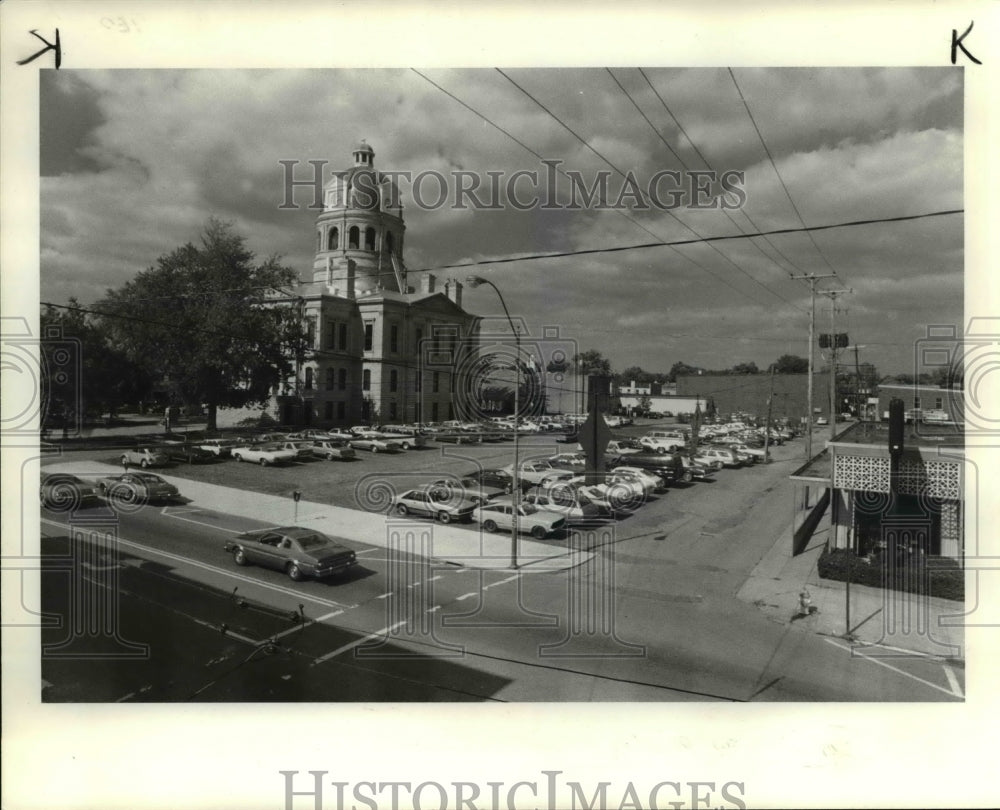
[763, 363, 775, 462]
[791, 272, 836, 460]
[822, 290, 853, 443]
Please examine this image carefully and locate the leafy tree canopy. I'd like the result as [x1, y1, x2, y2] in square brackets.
[95, 219, 306, 430]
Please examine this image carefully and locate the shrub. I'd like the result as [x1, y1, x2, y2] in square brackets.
[817, 547, 964, 601]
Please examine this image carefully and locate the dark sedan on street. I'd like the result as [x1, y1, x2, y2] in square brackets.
[40, 472, 100, 509]
[224, 527, 357, 581]
[96, 472, 180, 504]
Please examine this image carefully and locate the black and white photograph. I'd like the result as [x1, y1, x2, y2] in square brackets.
[3, 2, 998, 809]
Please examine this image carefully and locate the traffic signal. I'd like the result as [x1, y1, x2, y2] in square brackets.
[818, 334, 831, 348]
[835, 333, 849, 348]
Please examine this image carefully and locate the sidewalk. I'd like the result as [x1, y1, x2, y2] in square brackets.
[46, 460, 594, 574]
[738, 503, 965, 660]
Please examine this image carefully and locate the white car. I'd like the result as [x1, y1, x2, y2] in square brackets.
[197, 438, 239, 457]
[231, 443, 298, 465]
[503, 460, 574, 487]
[608, 466, 665, 492]
[471, 501, 567, 539]
[521, 489, 603, 522]
[310, 440, 357, 461]
[273, 440, 315, 459]
[639, 436, 686, 454]
[349, 435, 402, 453]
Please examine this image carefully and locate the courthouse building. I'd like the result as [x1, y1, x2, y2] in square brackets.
[270, 142, 480, 426]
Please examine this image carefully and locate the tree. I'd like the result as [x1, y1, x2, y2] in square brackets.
[668, 361, 701, 382]
[615, 365, 659, 385]
[573, 349, 612, 376]
[95, 219, 306, 431]
[773, 354, 810, 374]
[730, 361, 759, 375]
[40, 298, 153, 425]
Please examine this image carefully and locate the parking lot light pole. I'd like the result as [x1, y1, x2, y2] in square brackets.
[466, 275, 519, 569]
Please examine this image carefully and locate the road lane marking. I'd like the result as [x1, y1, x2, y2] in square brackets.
[823, 638, 962, 699]
[312, 620, 408, 665]
[943, 665, 964, 698]
[427, 576, 443, 582]
[160, 507, 243, 533]
[270, 609, 345, 642]
[425, 605, 441, 614]
[376, 592, 392, 600]
[40, 518, 358, 611]
[455, 592, 477, 601]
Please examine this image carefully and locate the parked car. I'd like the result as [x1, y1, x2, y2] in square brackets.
[639, 436, 687, 454]
[230, 443, 298, 465]
[310, 440, 357, 461]
[606, 439, 643, 456]
[547, 452, 586, 470]
[522, 488, 604, 522]
[504, 460, 575, 487]
[698, 447, 744, 468]
[224, 526, 357, 581]
[615, 452, 686, 484]
[120, 447, 170, 469]
[471, 501, 567, 539]
[40, 472, 100, 508]
[430, 476, 505, 507]
[285, 428, 335, 441]
[96, 472, 180, 503]
[605, 467, 663, 495]
[392, 487, 477, 523]
[156, 440, 216, 464]
[272, 440, 315, 460]
[679, 456, 716, 481]
[467, 468, 530, 495]
[379, 426, 429, 448]
[197, 438, 239, 457]
[349, 435, 402, 453]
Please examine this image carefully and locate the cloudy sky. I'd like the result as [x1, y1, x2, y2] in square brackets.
[40, 67, 962, 376]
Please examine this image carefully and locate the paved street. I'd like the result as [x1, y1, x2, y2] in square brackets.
[37, 426, 963, 702]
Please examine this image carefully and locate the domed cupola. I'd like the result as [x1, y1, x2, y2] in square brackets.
[312, 142, 406, 296]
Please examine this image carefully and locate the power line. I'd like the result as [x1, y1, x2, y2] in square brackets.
[496, 67, 805, 313]
[609, 67, 802, 281]
[412, 68, 789, 311]
[727, 68, 847, 287]
[637, 67, 807, 277]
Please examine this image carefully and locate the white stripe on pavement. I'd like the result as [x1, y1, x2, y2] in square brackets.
[824, 638, 962, 699]
[312, 620, 408, 665]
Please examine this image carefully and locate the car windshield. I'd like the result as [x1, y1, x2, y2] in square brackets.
[519, 504, 538, 515]
[43, 474, 84, 485]
[133, 474, 164, 483]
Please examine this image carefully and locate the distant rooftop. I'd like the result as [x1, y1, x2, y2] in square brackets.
[832, 419, 964, 448]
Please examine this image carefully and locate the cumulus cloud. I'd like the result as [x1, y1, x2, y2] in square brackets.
[40, 67, 962, 375]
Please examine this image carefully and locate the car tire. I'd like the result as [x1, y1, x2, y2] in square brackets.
[233, 548, 248, 566]
[99, 483, 108, 496]
[259, 458, 268, 466]
[234, 453, 242, 462]
[396, 504, 409, 516]
[286, 563, 304, 582]
[682, 470, 694, 483]
[483, 519, 498, 533]
[140, 459, 149, 468]
[437, 511, 452, 524]
[400, 441, 411, 450]
[120, 455, 129, 466]
[531, 525, 547, 540]
[370, 446, 379, 453]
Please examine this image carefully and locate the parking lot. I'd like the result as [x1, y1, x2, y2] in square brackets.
[47, 419, 815, 549]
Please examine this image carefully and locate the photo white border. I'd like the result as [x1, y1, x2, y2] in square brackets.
[2, 2, 997, 808]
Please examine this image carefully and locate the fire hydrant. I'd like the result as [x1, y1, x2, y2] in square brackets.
[798, 588, 819, 617]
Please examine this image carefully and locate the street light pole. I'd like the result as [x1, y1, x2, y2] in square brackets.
[466, 276, 520, 569]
